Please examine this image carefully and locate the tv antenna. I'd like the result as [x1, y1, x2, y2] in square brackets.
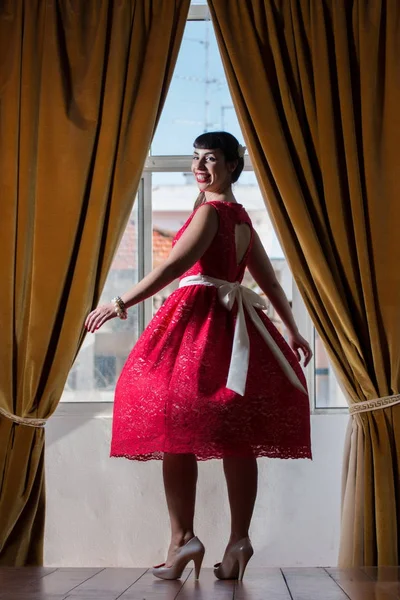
[174, 25, 227, 131]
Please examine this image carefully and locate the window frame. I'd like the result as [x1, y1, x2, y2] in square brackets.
[188, 4, 211, 21]
[56, 153, 348, 417]
[55, 4, 349, 417]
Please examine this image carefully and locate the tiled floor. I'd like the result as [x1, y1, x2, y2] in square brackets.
[1, 566, 399, 599]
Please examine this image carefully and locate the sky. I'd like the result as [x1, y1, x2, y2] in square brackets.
[151, 19, 252, 179]
[149, 15, 284, 259]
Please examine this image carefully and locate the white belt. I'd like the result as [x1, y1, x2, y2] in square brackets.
[179, 275, 308, 396]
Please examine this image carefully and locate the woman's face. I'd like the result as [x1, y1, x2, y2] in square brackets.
[191, 147, 235, 193]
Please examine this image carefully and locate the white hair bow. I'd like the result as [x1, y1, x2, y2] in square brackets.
[237, 144, 246, 158]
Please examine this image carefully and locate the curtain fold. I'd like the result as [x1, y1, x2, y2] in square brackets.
[208, 0, 400, 566]
[0, 0, 190, 565]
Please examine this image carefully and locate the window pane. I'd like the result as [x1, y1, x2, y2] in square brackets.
[151, 172, 290, 339]
[62, 198, 141, 402]
[151, 20, 243, 155]
[314, 329, 348, 408]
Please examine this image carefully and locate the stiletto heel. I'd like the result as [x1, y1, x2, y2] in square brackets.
[237, 546, 253, 581]
[193, 548, 205, 580]
[152, 536, 205, 580]
[214, 537, 254, 581]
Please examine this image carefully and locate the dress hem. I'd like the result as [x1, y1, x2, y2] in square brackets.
[110, 448, 313, 462]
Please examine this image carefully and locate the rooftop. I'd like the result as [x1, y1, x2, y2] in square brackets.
[111, 223, 175, 271]
[152, 183, 268, 212]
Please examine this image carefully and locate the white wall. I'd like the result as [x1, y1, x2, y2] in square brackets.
[44, 410, 349, 567]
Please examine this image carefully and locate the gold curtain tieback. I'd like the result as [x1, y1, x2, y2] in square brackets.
[348, 392, 400, 415]
[0, 406, 47, 428]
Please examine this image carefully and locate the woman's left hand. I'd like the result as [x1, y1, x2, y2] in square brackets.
[85, 303, 117, 333]
[287, 330, 313, 367]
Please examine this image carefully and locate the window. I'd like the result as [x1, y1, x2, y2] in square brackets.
[62, 194, 142, 402]
[314, 330, 348, 408]
[60, 6, 347, 411]
[151, 18, 241, 155]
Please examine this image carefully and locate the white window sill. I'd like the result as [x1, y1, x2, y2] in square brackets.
[52, 401, 349, 419]
[53, 401, 114, 419]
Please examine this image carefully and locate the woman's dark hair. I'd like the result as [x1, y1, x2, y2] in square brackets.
[193, 131, 245, 208]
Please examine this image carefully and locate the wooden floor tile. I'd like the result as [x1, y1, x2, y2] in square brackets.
[234, 568, 292, 600]
[0, 566, 399, 600]
[281, 567, 351, 600]
[362, 568, 400, 598]
[326, 567, 400, 600]
[64, 568, 148, 599]
[0, 567, 59, 599]
[174, 568, 235, 598]
[116, 567, 190, 599]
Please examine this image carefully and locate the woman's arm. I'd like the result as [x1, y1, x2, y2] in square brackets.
[85, 204, 218, 332]
[247, 230, 313, 366]
[247, 231, 299, 334]
[120, 204, 218, 308]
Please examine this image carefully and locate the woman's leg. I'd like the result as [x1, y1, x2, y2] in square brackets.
[162, 452, 198, 566]
[222, 456, 258, 547]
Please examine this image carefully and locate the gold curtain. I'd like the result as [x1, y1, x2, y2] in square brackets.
[208, 0, 400, 567]
[0, 0, 189, 566]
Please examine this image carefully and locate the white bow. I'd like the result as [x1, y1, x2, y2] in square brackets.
[179, 275, 308, 396]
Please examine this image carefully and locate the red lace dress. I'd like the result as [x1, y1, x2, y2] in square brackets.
[110, 201, 312, 461]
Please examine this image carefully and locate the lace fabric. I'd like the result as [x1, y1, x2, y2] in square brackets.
[110, 201, 312, 461]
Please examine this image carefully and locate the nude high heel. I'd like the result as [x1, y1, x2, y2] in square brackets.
[152, 536, 205, 580]
[214, 537, 254, 581]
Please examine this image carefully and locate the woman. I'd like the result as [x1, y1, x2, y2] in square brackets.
[85, 131, 313, 581]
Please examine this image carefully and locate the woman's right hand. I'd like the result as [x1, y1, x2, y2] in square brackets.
[287, 330, 313, 367]
[85, 303, 117, 333]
